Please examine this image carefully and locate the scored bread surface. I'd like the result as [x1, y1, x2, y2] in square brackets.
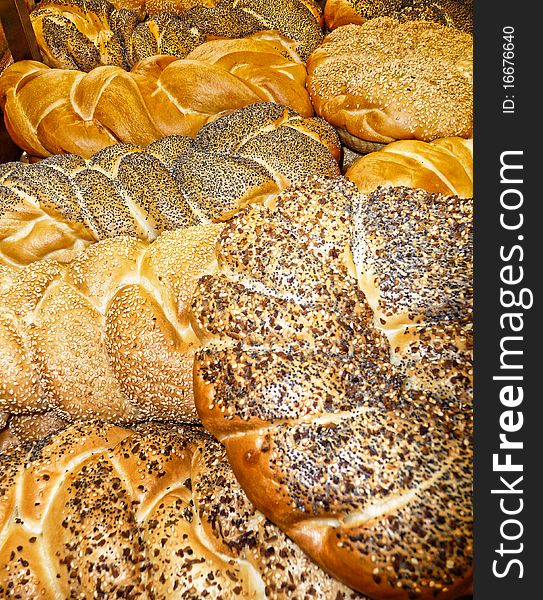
[191, 177, 472, 599]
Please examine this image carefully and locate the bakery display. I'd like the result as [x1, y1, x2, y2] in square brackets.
[0, 103, 340, 266]
[0, 420, 361, 598]
[191, 177, 473, 599]
[307, 18, 473, 152]
[324, 0, 472, 32]
[0, 223, 223, 433]
[345, 137, 473, 197]
[0, 1, 474, 596]
[31, 0, 323, 71]
[0, 33, 314, 158]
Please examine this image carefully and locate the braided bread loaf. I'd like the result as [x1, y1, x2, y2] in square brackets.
[0, 103, 340, 267]
[190, 178, 473, 598]
[0, 223, 223, 432]
[0, 33, 314, 158]
[324, 0, 472, 32]
[306, 18, 473, 153]
[345, 137, 473, 197]
[0, 421, 362, 598]
[31, 0, 323, 71]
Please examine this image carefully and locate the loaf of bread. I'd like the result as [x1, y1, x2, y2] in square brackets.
[191, 177, 473, 598]
[0, 103, 340, 266]
[345, 137, 473, 197]
[324, 0, 472, 32]
[0, 33, 314, 158]
[306, 18, 473, 152]
[31, 0, 323, 71]
[106, 0, 324, 21]
[0, 223, 223, 432]
[0, 420, 362, 598]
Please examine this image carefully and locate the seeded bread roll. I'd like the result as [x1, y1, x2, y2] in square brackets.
[0, 223, 223, 430]
[0, 421, 362, 598]
[0, 103, 340, 267]
[324, 0, 472, 33]
[191, 178, 473, 598]
[345, 137, 473, 197]
[31, 0, 323, 71]
[306, 18, 473, 153]
[0, 33, 314, 158]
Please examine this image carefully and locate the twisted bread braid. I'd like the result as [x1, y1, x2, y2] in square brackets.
[324, 0, 472, 33]
[345, 137, 473, 198]
[190, 178, 473, 598]
[0, 223, 223, 430]
[306, 18, 472, 152]
[0, 421, 362, 598]
[0, 103, 340, 267]
[30, 0, 323, 72]
[0, 33, 314, 158]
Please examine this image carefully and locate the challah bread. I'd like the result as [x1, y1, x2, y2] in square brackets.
[31, 0, 323, 72]
[0, 223, 223, 431]
[0, 103, 340, 267]
[345, 137, 473, 197]
[324, 0, 472, 33]
[0, 33, 314, 158]
[306, 18, 473, 153]
[106, 0, 324, 21]
[191, 178, 472, 598]
[0, 421, 362, 598]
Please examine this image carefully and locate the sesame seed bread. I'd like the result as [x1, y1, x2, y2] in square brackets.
[0, 32, 314, 158]
[306, 18, 473, 152]
[0, 103, 340, 267]
[345, 137, 473, 198]
[0, 421, 362, 598]
[324, 0, 472, 33]
[30, 0, 323, 71]
[191, 177, 473, 598]
[0, 223, 223, 433]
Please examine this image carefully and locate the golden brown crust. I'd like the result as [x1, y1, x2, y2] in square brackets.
[31, 0, 323, 70]
[345, 137, 473, 197]
[306, 18, 473, 149]
[6, 411, 70, 443]
[324, 0, 473, 32]
[0, 103, 340, 268]
[0, 34, 313, 158]
[0, 224, 223, 429]
[0, 421, 361, 598]
[191, 178, 473, 598]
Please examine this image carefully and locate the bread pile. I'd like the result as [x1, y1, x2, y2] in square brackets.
[0, 0, 474, 597]
[0, 32, 315, 158]
[31, 0, 324, 70]
[0, 420, 360, 598]
[307, 18, 473, 152]
[323, 0, 472, 32]
[191, 177, 473, 598]
[0, 102, 340, 266]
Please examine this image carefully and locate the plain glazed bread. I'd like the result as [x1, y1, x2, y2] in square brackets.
[191, 177, 472, 598]
[0, 103, 340, 266]
[0, 421, 361, 598]
[324, 0, 472, 32]
[0, 223, 223, 431]
[306, 18, 473, 152]
[0, 33, 314, 158]
[31, 0, 323, 71]
[345, 137, 473, 197]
